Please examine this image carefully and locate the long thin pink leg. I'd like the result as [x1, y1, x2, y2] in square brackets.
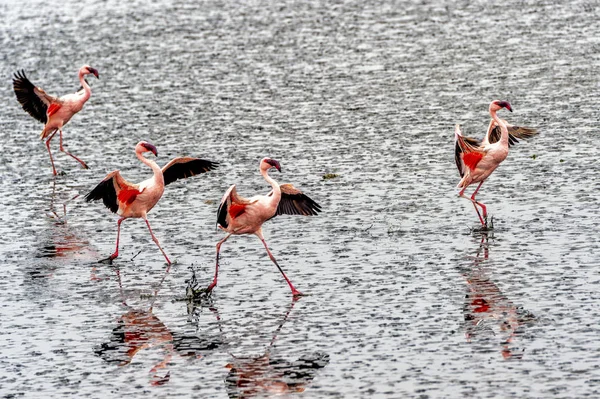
[259, 238, 303, 297]
[102, 217, 125, 263]
[45, 129, 58, 176]
[144, 219, 171, 265]
[459, 186, 485, 226]
[59, 129, 88, 169]
[206, 233, 232, 293]
[471, 181, 487, 220]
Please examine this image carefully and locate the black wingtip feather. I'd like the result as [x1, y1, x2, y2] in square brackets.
[13, 69, 47, 124]
[85, 179, 119, 214]
[163, 159, 219, 186]
[216, 201, 229, 229]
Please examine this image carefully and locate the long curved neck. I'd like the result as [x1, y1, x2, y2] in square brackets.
[490, 108, 509, 145]
[136, 151, 163, 183]
[261, 168, 281, 203]
[78, 71, 92, 102]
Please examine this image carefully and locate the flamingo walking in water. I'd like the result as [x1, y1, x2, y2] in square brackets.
[206, 158, 321, 297]
[84, 141, 218, 265]
[13, 65, 100, 175]
[455, 100, 538, 227]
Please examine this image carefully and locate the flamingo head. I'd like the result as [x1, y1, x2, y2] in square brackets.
[490, 100, 512, 113]
[261, 158, 281, 172]
[81, 65, 100, 79]
[136, 141, 158, 157]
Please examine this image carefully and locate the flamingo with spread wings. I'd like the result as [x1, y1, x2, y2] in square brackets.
[13, 65, 99, 175]
[455, 100, 538, 227]
[205, 158, 321, 297]
[84, 141, 218, 265]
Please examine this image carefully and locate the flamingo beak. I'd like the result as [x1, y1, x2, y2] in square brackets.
[142, 143, 158, 156]
[90, 68, 99, 79]
[266, 159, 281, 172]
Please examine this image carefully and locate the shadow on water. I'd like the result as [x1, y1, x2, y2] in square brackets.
[186, 271, 329, 398]
[28, 181, 96, 283]
[461, 232, 537, 360]
[94, 264, 221, 386]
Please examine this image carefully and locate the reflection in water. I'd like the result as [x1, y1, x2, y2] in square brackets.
[31, 182, 94, 280]
[187, 271, 329, 398]
[462, 233, 536, 359]
[95, 266, 220, 386]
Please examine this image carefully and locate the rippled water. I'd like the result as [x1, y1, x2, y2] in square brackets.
[1, 0, 599, 397]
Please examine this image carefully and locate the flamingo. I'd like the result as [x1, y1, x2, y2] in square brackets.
[84, 141, 218, 265]
[13, 65, 100, 175]
[455, 100, 538, 227]
[206, 157, 321, 297]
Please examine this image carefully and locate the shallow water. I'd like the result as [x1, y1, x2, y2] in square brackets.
[1, 0, 599, 397]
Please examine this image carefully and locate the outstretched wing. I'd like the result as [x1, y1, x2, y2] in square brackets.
[12, 70, 58, 124]
[487, 119, 538, 147]
[217, 185, 253, 229]
[161, 157, 219, 186]
[454, 124, 483, 178]
[275, 183, 321, 216]
[84, 170, 141, 214]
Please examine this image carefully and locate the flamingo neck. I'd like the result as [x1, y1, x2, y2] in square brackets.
[136, 150, 164, 185]
[489, 109, 509, 145]
[261, 168, 281, 203]
[78, 71, 92, 102]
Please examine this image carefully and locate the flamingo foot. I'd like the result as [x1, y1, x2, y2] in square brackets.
[99, 252, 118, 264]
[291, 289, 304, 297]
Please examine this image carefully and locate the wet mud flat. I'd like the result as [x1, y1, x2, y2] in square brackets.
[1, 0, 599, 398]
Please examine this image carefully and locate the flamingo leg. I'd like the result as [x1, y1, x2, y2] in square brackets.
[470, 181, 487, 220]
[45, 129, 58, 176]
[101, 217, 125, 263]
[259, 238, 303, 297]
[206, 233, 232, 293]
[459, 186, 485, 226]
[144, 219, 171, 266]
[59, 129, 89, 169]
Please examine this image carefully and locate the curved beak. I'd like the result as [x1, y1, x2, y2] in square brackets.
[143, 143, 158, 156]
[90, 68, 99, 79]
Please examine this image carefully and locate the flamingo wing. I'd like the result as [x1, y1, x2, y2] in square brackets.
[12, 70, 60, 124]
[454, 124, 483, 178]
[84, 170, 141, 214]
[275, 184, 321, 216]
[161, 157, 219, 186]
[487, 120, 538, 147]
[217, 185, 253, 228]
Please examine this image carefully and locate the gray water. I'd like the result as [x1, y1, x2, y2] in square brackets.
[1, 0, 599, 397]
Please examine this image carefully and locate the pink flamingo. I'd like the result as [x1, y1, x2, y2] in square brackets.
[206, 157, 321, 297]
[13, 65, 100, 175]
[84, 141, 218, 265]
[455, 100, 538, 227]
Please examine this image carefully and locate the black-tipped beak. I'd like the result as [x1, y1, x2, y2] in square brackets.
[91, 68, 99, 79]
[142, 142, 158, 156]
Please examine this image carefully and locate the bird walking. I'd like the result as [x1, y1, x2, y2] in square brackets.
[455, 100, 538, 227]
[207, 157, 321, 297]
[84, 141, 218, 265]
[13, 65, 99, 175]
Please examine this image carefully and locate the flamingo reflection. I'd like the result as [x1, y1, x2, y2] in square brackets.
[186, 275, 329, 398]
[95, 266, 218, 385]
[462, 233, 535, 359]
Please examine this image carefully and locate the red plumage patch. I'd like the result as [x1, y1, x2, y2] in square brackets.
[47, 103, 62, 117]
[229, 203, 246, 219]
[118, 188, 141, 205]
[463, 152, 483, 171]
[472, 298, 490, 313]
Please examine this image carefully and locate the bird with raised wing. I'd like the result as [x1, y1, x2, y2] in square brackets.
[13, 65, 99, 175]
[84, 141, 218, 265]
[455, 100, 538, 227]
[206, 157, 321, 297]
